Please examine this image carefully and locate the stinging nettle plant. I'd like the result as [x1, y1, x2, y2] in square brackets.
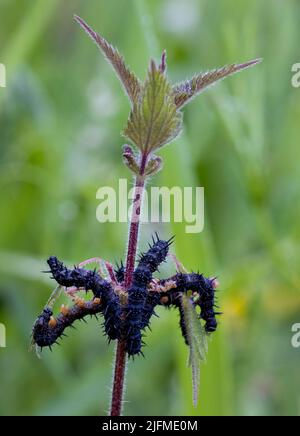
[31, 15, 261, 416]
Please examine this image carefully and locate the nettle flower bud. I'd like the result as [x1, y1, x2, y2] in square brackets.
[144, 155, 163, 176]
[122, 144, 139, 174]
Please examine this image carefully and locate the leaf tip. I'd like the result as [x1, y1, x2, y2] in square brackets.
[236, 57, 263, 71]
[73, 14, 96, 41]
[149, 58, 157, 74]
[159, 49, 167, 73]
[73, 14, 86, 29]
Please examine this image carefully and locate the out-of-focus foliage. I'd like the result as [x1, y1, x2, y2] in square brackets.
[0, 0, 300, 416]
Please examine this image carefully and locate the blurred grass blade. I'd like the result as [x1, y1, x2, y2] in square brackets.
[1, 0, 59, 108]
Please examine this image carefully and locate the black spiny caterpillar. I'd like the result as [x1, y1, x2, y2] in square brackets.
[124, 234, 173, 356]
[32, 236, 220, 356]
[171, 273, 219, 334]
[47, 256, 121, 340]
[32, 298, 102, 348]
[114, 261, 125, 284]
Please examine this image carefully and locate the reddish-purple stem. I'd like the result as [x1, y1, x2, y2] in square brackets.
[110, 339, 127, 416]
[110, 152, 148, 416]
[124, 176, 145, 289]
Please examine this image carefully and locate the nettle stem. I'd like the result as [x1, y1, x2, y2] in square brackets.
[124, 175, 146, 290]
[110, 339, 127, 416]
[110, 153, 148, 416]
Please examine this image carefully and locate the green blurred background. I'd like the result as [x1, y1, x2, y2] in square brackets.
[0, 0, 300, 416]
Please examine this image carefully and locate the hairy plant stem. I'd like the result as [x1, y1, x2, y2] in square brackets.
[110, 339, 127, 416]
[110, 152, 148, 416]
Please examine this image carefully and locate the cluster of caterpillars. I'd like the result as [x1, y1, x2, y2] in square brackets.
[32, 235, 220, 356]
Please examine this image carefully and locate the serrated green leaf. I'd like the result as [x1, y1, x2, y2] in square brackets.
[74, 15, 141, 105]
[173, 59, 262, 108]
[123, 60, 183, 153]
[181, 293, 208, 407]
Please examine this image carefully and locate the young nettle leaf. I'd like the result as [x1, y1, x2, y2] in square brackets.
[123, 59, 183, 153]
[74, 15, 261, 168]
[74, 15, 141, 105]
[181, 292, 208, 407]
[173, 59, 262, 109]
